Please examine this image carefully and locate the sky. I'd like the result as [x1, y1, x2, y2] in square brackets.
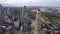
[0, 0, 60, 7]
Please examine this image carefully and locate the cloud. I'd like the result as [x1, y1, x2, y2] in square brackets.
[0, 0, 5, 4]
[24, 0, 60, 7]
[0, 0, 60, 7]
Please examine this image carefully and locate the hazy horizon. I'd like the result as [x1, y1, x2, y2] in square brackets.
[0, 0, 60, 7]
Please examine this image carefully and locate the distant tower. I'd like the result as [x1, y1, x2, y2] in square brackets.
[21, 6, 26, 24]
[0, 4, 3, 20]
[0, 4, 2, 17]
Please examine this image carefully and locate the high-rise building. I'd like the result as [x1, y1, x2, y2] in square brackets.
[34, 9, 46, 34]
